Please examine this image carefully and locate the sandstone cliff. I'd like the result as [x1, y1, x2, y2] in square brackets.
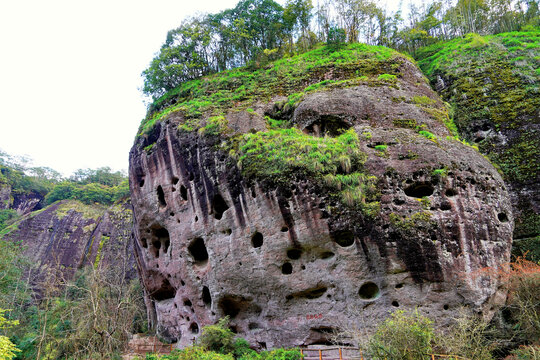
[1, 199, 135, 291]
[130, 44, 513, 348]
[416, 31, 539, 258]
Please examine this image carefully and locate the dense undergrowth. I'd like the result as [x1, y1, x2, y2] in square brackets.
[416, 28, 540, 243]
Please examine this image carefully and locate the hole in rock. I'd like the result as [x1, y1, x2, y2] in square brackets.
[359, 282, 380, 300]
[188, 237, 208, 264]
[151, 240, 161, 258]
[404, 182, 434, 198]
[306, 116, 351, 137]
[190, 323, 199, 334]
[330, 230, 355, 247]
[229, 326, 238, 334]
[312, 327, 335, 334]
[281, 226, 289, 232]
[440, 201, 452, 210]
[140, 238, 148, 248]
[296, 286, 327, 299]
[282, 262, 293, 274]
[149, 278, 176, 301]
[180, 185, 188, 201]
[139, 179, 145, 187]
[286, 295, 293, 301]
[212, 193, 229, 220]
[157, 185, 167, 207]
[249, 322, 261, 330]
[287, 248, 302, 260]
[189, 172, 194, 181]
[258, 342, 267, 349]
[195, 216, 198, 222]
[498, 212, 509, 223]
[443, 304, 449, 310]
[251, 232, 263, 248]
[181, 280, 185, 286]
[202, 286, 212, 306]
[172, 177, 179, 185]
[219, 296, 244, 318]
[301, 265, 306, 270]
[170, 212, 175, 217]
[321, 251, 335, 259]
[392, 301, 399, 307]
[184, 299, 192, 307]
[174, 303, 177, 308]
[153, 227, 170, 254]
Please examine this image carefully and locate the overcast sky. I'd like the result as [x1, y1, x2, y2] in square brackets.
[0, 0, 408, 176]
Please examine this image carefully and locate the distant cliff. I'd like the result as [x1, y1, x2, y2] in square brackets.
[130, 43, 513, 347]
[1, 199, 136, 291]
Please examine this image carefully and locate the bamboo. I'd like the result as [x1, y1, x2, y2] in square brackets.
[319, 349, 322, 360]
[339, 347, 343, 360]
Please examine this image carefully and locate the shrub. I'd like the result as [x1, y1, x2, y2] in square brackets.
[435, 310, 493, 360]
[197, 317, 235, 354]
[366, 309, 434, 360]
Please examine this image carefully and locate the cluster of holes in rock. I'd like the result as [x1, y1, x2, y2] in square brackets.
[330, 230, 355, 247]
[218, 296, 260, 319]
[157, 185, 166, 207]
[251, 232, 263, 248]
[188, 237, 208, 265]
[359, 282, 380, 300]
[210, 193, 229, 220]
[147, 227, 170, 258]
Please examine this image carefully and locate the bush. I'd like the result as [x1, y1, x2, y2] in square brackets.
[366, 309, 434, 360]
[435, 310, 493, 360]
[197, 317, 235, 354]
[508, 345, 540, 360]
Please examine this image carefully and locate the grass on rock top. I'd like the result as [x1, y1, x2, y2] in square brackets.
[138, 43, 407, 136]
[236, 128, 380, 216]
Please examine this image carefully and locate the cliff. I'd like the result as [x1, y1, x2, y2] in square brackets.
[129, 44, 513, 348]
[416, 30, 539, 259]
[0, 199, 136, 291]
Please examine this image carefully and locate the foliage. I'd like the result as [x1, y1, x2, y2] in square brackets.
[434, 310, 494, 360]
[508, 345, 540, 360]
[0, 309, 20, 360]
[139, 42, 404, 135]
[0, 210, 18, 232]
[44, 178, 129, 206]
[366, 309, 434, 360]
[196, 317, 236, 354]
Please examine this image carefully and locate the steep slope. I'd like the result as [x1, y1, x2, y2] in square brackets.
[130, 44, 513, 347]
[416, 30, 539, 258]
[0, 199, 136, 291]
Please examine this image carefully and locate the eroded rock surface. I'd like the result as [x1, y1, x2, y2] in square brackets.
[1, 199, 136, 290]
[129, 56, 513, 348]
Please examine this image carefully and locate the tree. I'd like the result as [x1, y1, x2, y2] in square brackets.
[0, 309, 20, 360]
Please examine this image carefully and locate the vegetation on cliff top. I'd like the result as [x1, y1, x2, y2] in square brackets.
[138, 42, 405, 136]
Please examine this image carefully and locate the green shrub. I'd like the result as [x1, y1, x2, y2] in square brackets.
[366, 309, 434, 360]
[0, 209, 17, 232]
[197, 317, 236, 355]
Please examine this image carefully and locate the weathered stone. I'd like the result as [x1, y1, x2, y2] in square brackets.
[1, 199, 136, 291]
[129, 57, 513, 349]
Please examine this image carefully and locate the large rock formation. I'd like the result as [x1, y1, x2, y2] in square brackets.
[130, 45, 513, 348]
[1, 199, 136, 290]
[416, 32, 539, 256]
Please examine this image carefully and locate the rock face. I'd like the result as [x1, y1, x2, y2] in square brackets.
[416, 32, 539, 247]
[129, 52, 513, 348]
[1, 199, 136, 290]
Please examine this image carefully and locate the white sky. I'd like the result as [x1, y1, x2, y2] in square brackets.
[0, 0, 409, 176]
